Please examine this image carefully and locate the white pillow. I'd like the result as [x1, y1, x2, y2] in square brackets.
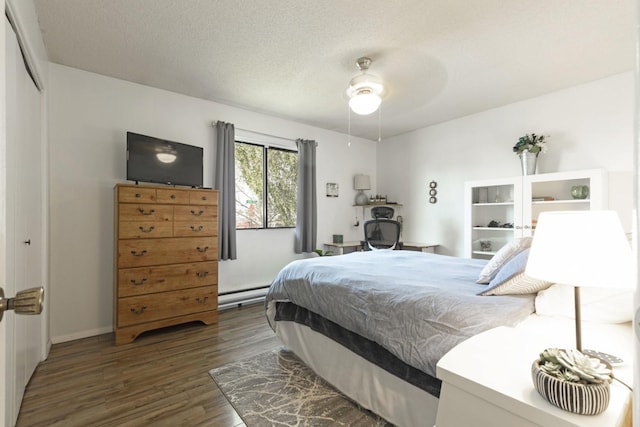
[476, 237, 532, 284]
[479, 249, 553, 296]
[534, 283, 633, 323]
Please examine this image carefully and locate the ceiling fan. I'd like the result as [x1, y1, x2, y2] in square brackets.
[346, 57, 384, 115]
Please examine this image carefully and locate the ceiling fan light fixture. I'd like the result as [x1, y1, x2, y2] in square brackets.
[346, 57, 384, 115]
[349, 90, 382, 115]
[347, 74, 384, 95]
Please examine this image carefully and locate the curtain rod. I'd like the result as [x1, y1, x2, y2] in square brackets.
[211, 121, 297, 143]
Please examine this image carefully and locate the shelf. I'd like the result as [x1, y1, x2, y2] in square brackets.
[472, 227, 514, 231]
[472, 250, 496, 256]
[354, 203, 403, 207]
[531, 199, 590, 205]
[472, 202, 514, 207]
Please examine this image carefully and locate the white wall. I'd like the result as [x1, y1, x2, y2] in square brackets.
[47, 64, 376, 342]
[378, 72, 634, 257]
[47, 66, 634, 342]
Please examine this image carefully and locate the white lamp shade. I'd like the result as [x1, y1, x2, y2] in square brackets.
[353, 174, 371, 191]
[349, 92, 382, 115]
[525, 211, 633, 289]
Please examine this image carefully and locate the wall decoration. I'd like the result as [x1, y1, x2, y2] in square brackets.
[326, 182, 339, 197]
[429, 180, 438, 204]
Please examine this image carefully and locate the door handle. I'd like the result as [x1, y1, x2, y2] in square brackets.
[0, 287, 44, 322]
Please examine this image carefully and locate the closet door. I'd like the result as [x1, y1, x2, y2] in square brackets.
[4, 19, 44, 425]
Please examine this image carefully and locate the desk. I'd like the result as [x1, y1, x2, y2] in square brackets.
[324, 241, 439, 254]
[436, 317, 632, 427]
[323, 241, 362, 255]
[401, 242, 439, 253]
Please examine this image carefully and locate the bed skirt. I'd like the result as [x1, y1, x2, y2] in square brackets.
[272, 302, 440, 427]
[274, 319, 439, 427]
[275, 302, 441, 396]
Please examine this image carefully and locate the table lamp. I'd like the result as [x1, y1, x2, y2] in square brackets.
[525, 211, 633, 357]
[353, 174, 371, 206]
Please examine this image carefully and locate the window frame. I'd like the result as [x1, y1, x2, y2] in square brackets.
[235, 140, 297, 230]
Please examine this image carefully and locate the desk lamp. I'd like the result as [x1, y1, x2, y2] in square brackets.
[353, 174, 371, 206]
[525, 211, 633, 359]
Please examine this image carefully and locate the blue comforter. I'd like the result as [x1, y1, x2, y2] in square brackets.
[266, 250, 534, 377]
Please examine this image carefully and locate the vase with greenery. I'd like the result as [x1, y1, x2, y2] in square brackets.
[537, 348, 612, 384]
[532, 347, 613, 415]
[513, 133, 548, 175]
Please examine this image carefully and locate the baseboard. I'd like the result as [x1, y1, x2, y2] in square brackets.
[51, 325, 113, 344]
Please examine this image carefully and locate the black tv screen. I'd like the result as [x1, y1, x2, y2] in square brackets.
[126, 132, 203, 187]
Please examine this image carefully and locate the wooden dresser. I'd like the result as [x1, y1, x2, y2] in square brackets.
[114, 184, 219, 345]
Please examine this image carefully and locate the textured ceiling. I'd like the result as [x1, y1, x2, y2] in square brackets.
[33, 0, 634, 141]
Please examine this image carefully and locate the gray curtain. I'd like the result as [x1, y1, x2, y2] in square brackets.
[214, 121, 237, 260]
[294, 139, 317, 253]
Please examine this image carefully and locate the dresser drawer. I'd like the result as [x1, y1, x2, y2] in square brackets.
[156, 188, 190, 204]
[119, 204, 173, 222]
[118, 221, 173, 239]
[118, 237, 217, 268]
[119, 186, 156, 203]
[173, 220, 218, 237]
[174, 205, 216, 221]
[117, 286, 217, 327]
[190, 190, 217, 206]
[118, 261, 218, 297]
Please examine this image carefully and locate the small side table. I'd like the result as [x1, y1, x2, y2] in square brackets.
[401, 242, 439, 253]
[323, 241, 362, 255]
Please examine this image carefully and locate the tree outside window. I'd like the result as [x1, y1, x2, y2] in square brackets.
[235, 141, 297, 229]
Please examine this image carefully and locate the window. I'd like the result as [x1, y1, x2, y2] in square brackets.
[235, 141, 297, 229]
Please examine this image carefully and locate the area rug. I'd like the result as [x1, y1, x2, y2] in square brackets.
[209, 349, 392, 426]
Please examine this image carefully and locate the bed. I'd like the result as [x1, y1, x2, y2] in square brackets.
[265, 249, 537, 426]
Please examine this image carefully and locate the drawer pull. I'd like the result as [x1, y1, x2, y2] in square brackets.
[130, 278, 148, 286]
[135, 193, 141, 198]
[190, 225, 204, 232]
[196, 246, 209, 253]
[130, 305, 147, 315]
[138, 208, 156, 216]
[139, 226, 155, 233]
[130, 250, 147, 257]
[191, 210, 204, 216]
[196, 271, 209, 278]
[170, 194, 176, 199]
[201, 196, 207, 201]
[195, 296, 209, 304]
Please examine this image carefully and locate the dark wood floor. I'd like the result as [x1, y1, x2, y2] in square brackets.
[16, 303, 280, 427]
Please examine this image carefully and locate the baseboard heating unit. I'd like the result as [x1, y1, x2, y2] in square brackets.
[218, 285, 270, 310]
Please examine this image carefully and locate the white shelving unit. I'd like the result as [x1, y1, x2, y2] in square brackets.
[464, 169, 606, 259]
[464, 177, 521, 259]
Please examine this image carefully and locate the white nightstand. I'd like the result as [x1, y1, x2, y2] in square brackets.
[436, 316, 632, 427]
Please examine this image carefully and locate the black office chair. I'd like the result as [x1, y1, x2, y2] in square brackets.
[371, 206, 394, 219]
[363, 218, 401, 250]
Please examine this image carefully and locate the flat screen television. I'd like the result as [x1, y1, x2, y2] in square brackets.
[126, 132, 203, 187]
